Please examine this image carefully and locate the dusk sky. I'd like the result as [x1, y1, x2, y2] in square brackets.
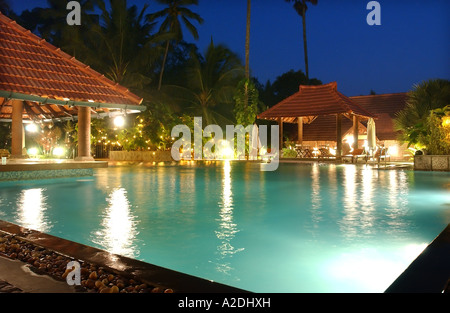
[10, 0, 450, 96]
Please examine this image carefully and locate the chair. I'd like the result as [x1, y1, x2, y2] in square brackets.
[318, 147, 335, 159]
[375, 146, 390, 163]
[343, 148, 366, 163]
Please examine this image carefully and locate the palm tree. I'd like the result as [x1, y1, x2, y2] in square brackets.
[85, 0, 156, 87]
[0, 0, 11, 15]
[242, 0, 252, 114]
[245, 0, 251, 81]
[285, 0, 318, 80]
[19, 0, 97, 57]
[394, 79, 450, 147]
[162, 40, 244, 126]
[150, 0, 203, 90]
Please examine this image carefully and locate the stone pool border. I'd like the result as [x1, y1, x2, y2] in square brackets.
[0, 160, 108, 181]
[0, 220, 248, 293]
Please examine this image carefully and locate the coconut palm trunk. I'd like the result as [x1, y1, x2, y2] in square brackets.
[286, 0, 317, 81]
[245, 0, 251, 80]
[159, 40, 170, 90]
[244, 0, 251, 110]
[300, 1, 309, 80]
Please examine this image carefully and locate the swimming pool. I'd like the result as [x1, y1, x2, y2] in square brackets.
[0, 161, 449, 292]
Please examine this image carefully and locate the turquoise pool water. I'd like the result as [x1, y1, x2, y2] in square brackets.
[0, 162, 449, 292]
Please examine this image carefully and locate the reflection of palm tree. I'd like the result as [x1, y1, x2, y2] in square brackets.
[285, 0, 318, 80]
[163, 41, 244, 126]
[150, 0, 203, 90]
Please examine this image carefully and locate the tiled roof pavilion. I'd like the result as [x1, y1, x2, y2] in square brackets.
[0, 12, 145, 122]
[258, 82, 375, 122]
[299, 93, 408, 142]
[0, 12, 145, 159]
[257, 82, 376, 157]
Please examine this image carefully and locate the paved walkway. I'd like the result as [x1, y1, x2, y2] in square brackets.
[0, 255, 77, 293]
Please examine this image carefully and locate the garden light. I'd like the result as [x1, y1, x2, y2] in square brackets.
[27, 147, 38, 156]
[114, 116, 125, 128]
[25, 123, 38, 133]
[53, 147, 65, 157]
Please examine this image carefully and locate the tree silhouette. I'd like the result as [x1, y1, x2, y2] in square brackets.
[150, 0, 203, 90]
[285, 0, 318, 80]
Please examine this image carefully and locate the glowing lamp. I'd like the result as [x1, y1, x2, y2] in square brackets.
[53, 147, 65, 157]
[27, 148, 38, 156]
[114, 116, 125, 128]
[442, 116, 450, 127]
[25, 123, 38, 133]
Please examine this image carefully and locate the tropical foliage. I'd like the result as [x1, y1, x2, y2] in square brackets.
[149, 0, 203, 90]
[418, 106, 450, 155]
[234, 79, 259, 126]
[160, 40, 245, 126]
[394, 79, 450, 154]
[2, 0, 325, 156]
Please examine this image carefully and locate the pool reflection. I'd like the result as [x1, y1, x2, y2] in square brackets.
[92, 187, 139, 258]
[337, 165, 411, 241]
[215, 161, 244, 275]
[17, 188, 51, 233]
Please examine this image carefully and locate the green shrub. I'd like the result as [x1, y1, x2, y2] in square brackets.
[282, 148, 297, 158]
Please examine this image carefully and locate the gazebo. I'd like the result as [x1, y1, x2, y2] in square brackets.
[257, 82, 376, 158]
[0, 12, 145, 160]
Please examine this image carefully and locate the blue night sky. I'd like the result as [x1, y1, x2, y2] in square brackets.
[10, 0, 450, 96]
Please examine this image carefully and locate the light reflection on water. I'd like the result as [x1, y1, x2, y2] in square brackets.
[91, 187, 139, 258]
[17, 188, 51, 233]
[0, 162, 449, 292]
[214, 160, 244, 276]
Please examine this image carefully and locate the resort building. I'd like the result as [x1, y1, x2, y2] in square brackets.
[0, 12, 145, 161]
[258, 82, 410, 161]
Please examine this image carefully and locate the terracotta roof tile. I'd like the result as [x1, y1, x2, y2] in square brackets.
[258, 82, 376, 120]
[350, 93, 407, 140]
[0, 12, 143, 108]
[293, 93, 408, 142]
[301, 115, 355, 141]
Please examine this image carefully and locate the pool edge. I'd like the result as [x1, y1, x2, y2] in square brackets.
[0, 219, 249, 293]
[385, 223, 450, 293]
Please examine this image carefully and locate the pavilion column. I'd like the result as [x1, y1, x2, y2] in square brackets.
[278, 117, 283, 152]
[10, 100, 26, 158]
[336, 113, 342, 159]
[352, 115, 359, 150]
[75, 106, 94, 161]
[297, 117, 303, 145]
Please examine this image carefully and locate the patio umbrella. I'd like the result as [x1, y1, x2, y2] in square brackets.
[367, 118, 376, 154]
